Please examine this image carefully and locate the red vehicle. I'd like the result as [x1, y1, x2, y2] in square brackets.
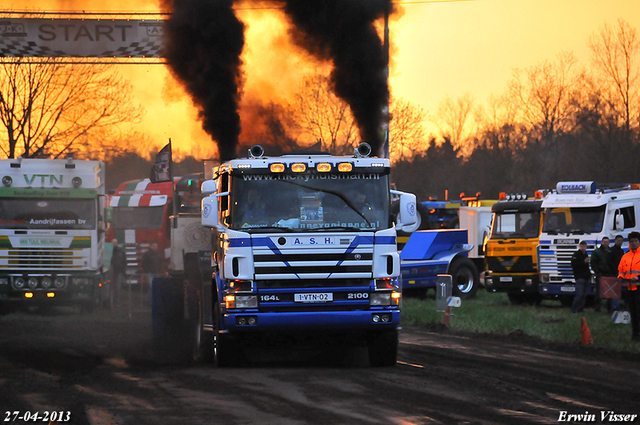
[106, 175, 203, 284]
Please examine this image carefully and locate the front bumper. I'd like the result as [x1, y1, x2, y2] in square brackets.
[223, 309, 400, 333]
[485, 274, 540, 293]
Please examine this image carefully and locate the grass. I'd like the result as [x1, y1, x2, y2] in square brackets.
[401, 289, 640, 354]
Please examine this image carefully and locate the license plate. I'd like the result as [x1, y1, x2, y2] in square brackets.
[294, 293, 333, 303]
[556, 238, 579, 245]
[560, 286, 576, 293]
[500, 277, 513, 282]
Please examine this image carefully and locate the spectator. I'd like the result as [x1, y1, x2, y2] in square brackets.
[110, 239, 127, 306]
[591, 236, 614, 312]
[570, 241, 591, 314]
[142, 242, 163, 288]
[617, 231, 640, 341]
[608, 235, 625, 311]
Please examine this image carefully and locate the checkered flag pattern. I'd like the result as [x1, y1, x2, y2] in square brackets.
[99, 40, 162, 58]
[1, 38, 162, 58]
[0, 39, 68, 57]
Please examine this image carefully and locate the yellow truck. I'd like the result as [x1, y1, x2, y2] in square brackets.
[484, 196, 544, 304]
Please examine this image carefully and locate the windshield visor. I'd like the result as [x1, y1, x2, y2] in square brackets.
[0, 198, 96, 229]
[542, 206, 606, 234]
[230, 173, 390, 231]
[491, 211, 541, 239]
[112, 206, 165, 230]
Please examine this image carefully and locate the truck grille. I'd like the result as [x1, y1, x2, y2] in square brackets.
[539, 244, 592, 282]
[253, 251, 373, 280]
[486, 256, 534, 273]
[0, 248, 85, 269]
[257, 278, 369, 289]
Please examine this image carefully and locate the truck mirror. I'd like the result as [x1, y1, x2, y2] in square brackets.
[615, 211, 624, 231]
[392, 190, 418, 232]
[201, 195, 219, 228]
[201, 180, 217, 196]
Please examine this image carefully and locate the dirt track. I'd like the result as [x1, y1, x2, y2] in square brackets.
[1, 309, 639, 425]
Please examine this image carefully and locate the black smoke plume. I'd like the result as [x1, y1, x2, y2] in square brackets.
[161, 0, 245, 161]
[281, 0, 393, 157]
[162, 0, 392, 159]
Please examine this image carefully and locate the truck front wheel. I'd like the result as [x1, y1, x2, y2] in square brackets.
[213, 299, 244, 367]
[450, 257, 480, 299]
[368, 330, 398, 367]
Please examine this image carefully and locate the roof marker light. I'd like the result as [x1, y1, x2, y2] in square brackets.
[316, 163, 332, 172]
[291, 163, 306, 173]
[338, 163, 353, 172]
[270, 163, 285, 173]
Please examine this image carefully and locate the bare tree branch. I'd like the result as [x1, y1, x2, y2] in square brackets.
[0, 58, 144, 159]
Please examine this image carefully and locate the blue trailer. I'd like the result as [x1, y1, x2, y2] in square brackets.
[400, 229, 481, 298]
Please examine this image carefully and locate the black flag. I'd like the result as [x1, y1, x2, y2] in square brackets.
[150, 141, 172, 183]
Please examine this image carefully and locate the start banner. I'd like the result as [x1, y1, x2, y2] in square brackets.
[0, 18, 164, 58]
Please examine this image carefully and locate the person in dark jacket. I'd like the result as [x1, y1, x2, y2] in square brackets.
[110, 239, 127, 306]
[591, 237, 614, 312]
[142, 242, 163, 287]
[608, 235, 625, 311]
[571, 241, 591, 313]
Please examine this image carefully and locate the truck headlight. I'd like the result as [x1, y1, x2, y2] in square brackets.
[0, 278, 9, 285]
[41, 277, 52, 289]
[27, 277, 39, 289]
[370, 292, 400, 306]
[54, 277, 66, 289]
[13, 277, 26, 290]
[227, 295, 258, 309]
[540, 273, 550, 283]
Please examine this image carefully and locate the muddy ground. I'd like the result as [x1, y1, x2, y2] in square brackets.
[1, 308, 639, 425]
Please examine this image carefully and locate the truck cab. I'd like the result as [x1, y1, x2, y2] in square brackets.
[199, 143, 417, 366]
[484, 196, 544, 304]
[0, 158, 107, 312]
[538, 181, 640, 304]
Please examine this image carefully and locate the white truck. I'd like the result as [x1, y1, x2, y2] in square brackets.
[538, 181, 640, 304]
[194, 143, 417, 366]
[0, 157, 108, 313]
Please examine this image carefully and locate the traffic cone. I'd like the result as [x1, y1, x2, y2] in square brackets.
[581, 317, 593, 345]
[441, 306, 451, 326]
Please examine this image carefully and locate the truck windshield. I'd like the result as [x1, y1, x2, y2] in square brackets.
[112, 206, 165, 230]
[230, 173, 390, 231]
[542, 206, 606, 235]
[491, 211, 541, 239]
[0, 198, 96, 230]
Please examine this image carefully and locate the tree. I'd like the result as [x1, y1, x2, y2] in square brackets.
[508, 51, 583, 140]
[435, 93, 477, 155]
[588, 18, 640, 134]
[292, 74, 358, 155]
[388, 96, 426, 163]
[0, 58, 143, 159]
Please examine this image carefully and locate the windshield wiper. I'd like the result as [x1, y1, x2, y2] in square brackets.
[313, 226, 368, 231]
[241, 226, 296, 233]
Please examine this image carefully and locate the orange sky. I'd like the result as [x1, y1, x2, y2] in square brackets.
[6, 0, 640, 159]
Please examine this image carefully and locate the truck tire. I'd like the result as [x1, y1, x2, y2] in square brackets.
[450, 257, 479, 299]
[189, 292, 213, 363]
[368, 330, 398, 367]
[213, 297, 244, 367]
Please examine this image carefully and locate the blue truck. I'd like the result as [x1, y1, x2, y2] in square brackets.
[398, 201, 493, 299]
[194, 143, 417, 367]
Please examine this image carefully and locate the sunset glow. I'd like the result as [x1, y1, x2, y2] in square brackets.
[5, 0, 640, 159]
